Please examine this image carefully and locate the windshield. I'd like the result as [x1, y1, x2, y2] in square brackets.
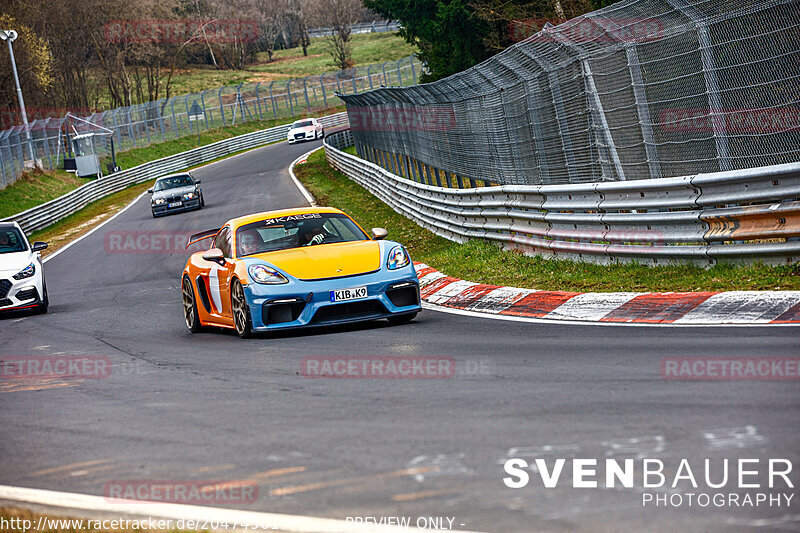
[0, 227, 28, 254]
[292, 120, 313, 128]
[154, 175, 194, 191]
[236, 213, 369, 257]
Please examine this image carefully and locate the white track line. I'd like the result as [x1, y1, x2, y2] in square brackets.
[289, 146, 324, 207]
[0, 485, 485, 533]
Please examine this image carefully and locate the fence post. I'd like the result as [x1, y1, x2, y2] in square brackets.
[410, 55, 417, 84]
[582, 60, 625, 181]
[255, 82, 263, 119]
[201, 90, 210, 129]
[319, 75, 328, 109]
[286, 80, 295, 117]
[156, 100, 166, 142]
[268, 82, 278, 118]
[303, 76, 312, 110]
[666, 0, 731, 172]
[169, 99, 178, 139]
[625, 44, 662, 179]
[218, 88, 227, 125]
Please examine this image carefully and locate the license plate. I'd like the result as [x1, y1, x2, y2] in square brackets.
[330, 286, 367, 302]
[168, 201, 182, 208]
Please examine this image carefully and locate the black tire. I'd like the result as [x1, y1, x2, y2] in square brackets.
[199, 194, 205, 208]
[231, 279, 253, 338]
[320, 129, 325, 139]
[387, 311, 418, 326]
[182, 275, 203, 333]
[34, 282, 48, 315]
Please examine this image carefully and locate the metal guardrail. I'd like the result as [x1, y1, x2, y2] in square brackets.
[3, 113, 349, 234]
[308, 21, 400, 38]
[324, 129, 800, 265]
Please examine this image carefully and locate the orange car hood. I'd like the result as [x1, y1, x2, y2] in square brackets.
[250, 240, 381, 280]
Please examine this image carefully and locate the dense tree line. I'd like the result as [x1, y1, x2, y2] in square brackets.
[0, 0, 374, 122]
[364, 0, 619, 81]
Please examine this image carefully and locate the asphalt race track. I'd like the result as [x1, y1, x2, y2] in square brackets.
[2, 139, 799, 533]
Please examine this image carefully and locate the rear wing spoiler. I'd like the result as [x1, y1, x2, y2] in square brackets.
[186, 228, 220, 249]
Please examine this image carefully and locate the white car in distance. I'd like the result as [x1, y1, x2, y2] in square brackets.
[287, 118, 324, 144]
[0, 221, 48, 314]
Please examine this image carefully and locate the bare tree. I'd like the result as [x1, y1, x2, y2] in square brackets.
[307, 0, 364, 70]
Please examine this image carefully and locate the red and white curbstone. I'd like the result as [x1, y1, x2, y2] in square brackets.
[414, 263, 800, 325]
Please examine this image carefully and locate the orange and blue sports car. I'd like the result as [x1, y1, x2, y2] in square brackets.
[181, 207, 421, 338]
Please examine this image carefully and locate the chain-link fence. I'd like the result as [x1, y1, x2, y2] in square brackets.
[0, 54, 421, 189]
[343, 0, 800, 187]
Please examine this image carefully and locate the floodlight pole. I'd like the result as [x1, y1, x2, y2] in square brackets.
[1, 29, 34, 161]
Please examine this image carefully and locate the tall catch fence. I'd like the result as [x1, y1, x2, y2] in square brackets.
[342, 0, 800, 187]
[0, 54, 421, 189]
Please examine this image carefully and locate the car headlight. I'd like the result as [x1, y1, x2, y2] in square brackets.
[153, 198, 166, 205]
[248, 264, 288, 284]
[182, 192, 196, 200]
[387, 246, 410, 270]
[13, 263, 35, 280]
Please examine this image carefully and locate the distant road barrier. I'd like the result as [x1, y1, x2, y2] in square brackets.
[324, 129, 800, 266]
[308, 21, 400, 38]
[3, 113, 348, 234]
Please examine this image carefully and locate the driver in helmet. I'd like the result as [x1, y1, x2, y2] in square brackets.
[298, 218, 328, 247]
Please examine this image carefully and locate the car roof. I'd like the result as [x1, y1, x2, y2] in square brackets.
[228, 207, 345, 229]
[0, 221, 21, 230]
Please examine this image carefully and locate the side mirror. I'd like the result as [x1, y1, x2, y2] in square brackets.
[371, 228, 388, 240]
[194, 180, 201, 185]
[202, 248, 226, 265]
[147, 189, 153, 194]
[31, 241, 48, 252]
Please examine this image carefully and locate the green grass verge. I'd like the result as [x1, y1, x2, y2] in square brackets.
[249, 33, 417, 77]
[0, 169, 93, 219]
[294, 149, 800, 292]
[1, 106, 345, 220]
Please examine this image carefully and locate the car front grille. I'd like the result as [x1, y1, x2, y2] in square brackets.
[264, 300, 306, 325]
[294, 133, 304, 139]
[0, 279, 11, 299]
[15, 288, 38, 302]
[387, 285, 419, 308]
[311, 300, 387, 324]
